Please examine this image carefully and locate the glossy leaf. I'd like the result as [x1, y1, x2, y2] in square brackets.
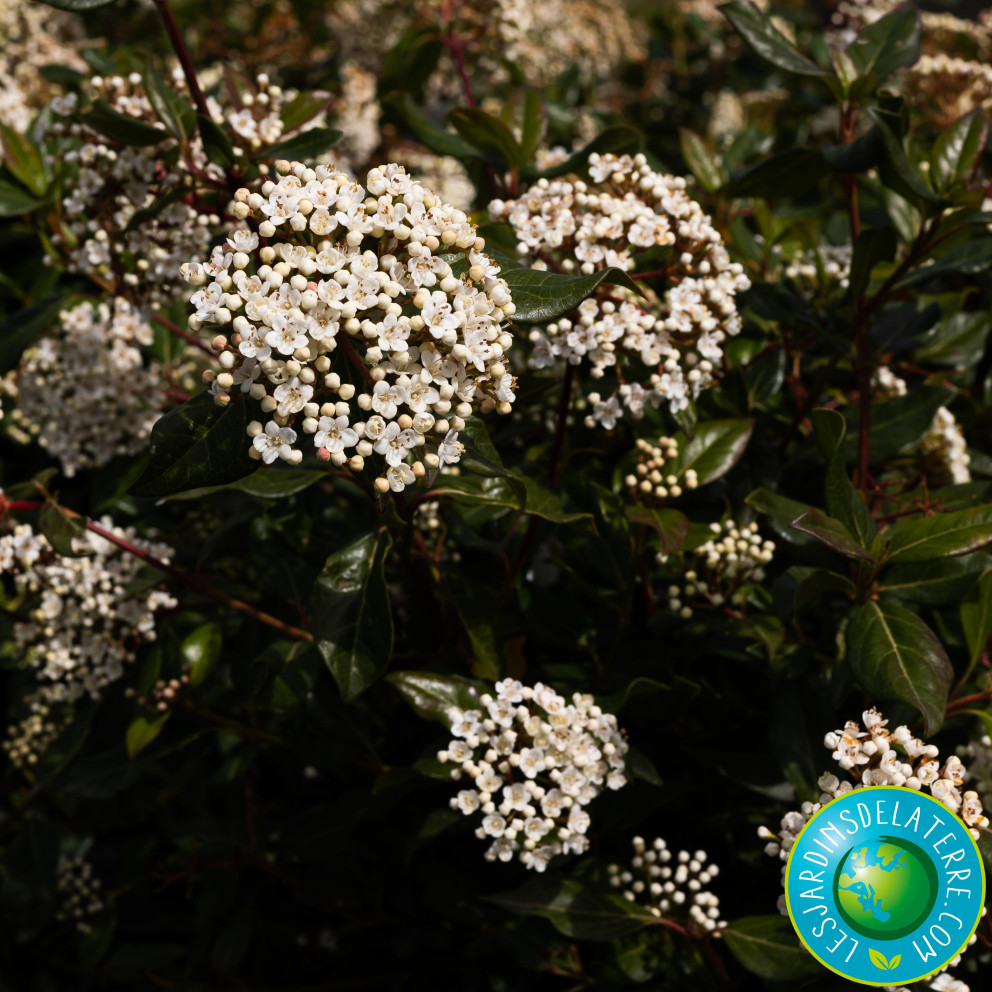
[727, 149, 828, 198]
[311, 532, 394, 701]
[847, 386, 955, 464]
[879, 555, 988, 605]
[126, 713, 170, 759]
[961, 570, 992, 672]
[516, 88, 547, 165]
[846, 7, 920, 86]
[129, 392, 259, 498]
[869, 104, 945, 207]
[678, 128, 723, 193]
[930, 110, 988, 194]
[669, 419, 753, 486]
[387, 670, 484, 725]
[503, 265, 639, 323]
[811, 408, 877, 549]
[719, 3, 829, 77]
[895, 238, 992, 290]
[846, 600, 952, 735]
[0, 179, 43, 217]
[38, 503, 86, 557]
[80, 100, 169, 147]
[627, 508, 690, 554]
[396, 94, 478, 160]
[143, 64, 196, 143]
[260, 127, 343, 162]
[723, 915, 822, 980]
[0, 123, 47, 196]
[885, 506, 992, 562]
[485, 876, 656, 940]
[449, 108, 521, 171]
[790, 508, 875, 561]
[746, 487, 818, 547]
[279, 91, 331, 132]
[197, 113, 235, 170]
[181, 623, 223, 688]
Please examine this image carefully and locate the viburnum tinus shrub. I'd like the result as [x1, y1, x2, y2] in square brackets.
[4, 0, 992, 990]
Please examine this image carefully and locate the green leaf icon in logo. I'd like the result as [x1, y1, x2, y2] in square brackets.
[868, 948, 890, 970]
[888, 954, 901, 970]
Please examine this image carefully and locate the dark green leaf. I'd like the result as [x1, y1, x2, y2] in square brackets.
[895, 239, 992, 290]
[846, 227, 896, 302]
[503, 265, 639, 323]
[387, 670, 484, 725]
[931, 110, 988, 195]
[144, 63, 196, 143]
[845, 386, 955, 465]
[0, 179, 44, 217]
[678, 128, 724, 193]
[793, 568, 856, 615]
[0, 123, 47, 196]
[38, 503, 86, 557]
[260, 127, 343, 162]
[917, 311, 992, 367]
[485, 876, 656, 940]
[723, 915, 821, 980]
[129, 392, 259, 498]
[719, 3, 830, 76]
[0, 293, 68, 374]
[961, 569, 992, 671]
[627, 508, 689, 554]
[279, 91, 332, 132]
[80, 100, 169, 147]
[126, 713, 170, 758]
[727, 149, 828, 199]
[886, 506, 992, 562]
[165, 467, 329, 501]
[311, 532, 393, 701]
[846, 600, 952, 735]
[746, 487, 818, 547]
[395, 94, 478, 160]
[669, 419, 753, 486]
[181, 623, 223, 688]
[811, 408, 877, 549]
[196, 113, 235, 170]
[846, 7, 920, 86]
[449, 108, 522, 171]
[879, 555, 988, 605]
[790, 508, 875, 561]
[869, 104, 946, 207]
[517, 88, 547, 165]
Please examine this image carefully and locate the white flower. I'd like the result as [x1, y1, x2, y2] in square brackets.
[253, 420, 297, 464]
[314, 416, 359, 454]
[437, 430, 464, 467]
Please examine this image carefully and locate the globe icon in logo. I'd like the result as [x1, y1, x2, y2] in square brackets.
[833, 836, 939, 940]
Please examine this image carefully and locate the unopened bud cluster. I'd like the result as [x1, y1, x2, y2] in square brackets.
[184, 160, 517, 494]
[138, 674, 190, 713]
[439, 679, 629, 872]
[661, 520, 774, 618]
[0, 517, 175, 769]
[783, 244, 852, 295]
[759, 708, 989, 916]
[413, 500, 461, 563]
[608, 835, 725, 933]
[490, 153, 749, 424]
[55, 854, 105, 934]
[6, 300, 161, 477]
[625, 435, 697, 506]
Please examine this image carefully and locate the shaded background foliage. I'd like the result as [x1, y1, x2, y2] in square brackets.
[4, 0, 992, 989]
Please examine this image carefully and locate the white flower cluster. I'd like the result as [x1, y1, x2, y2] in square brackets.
[759, 709, 989, 913]
[490, 153, 750, 423]
[662, 520, 774, 618]
[3, 689, 68, 771]
[7, 299, 162, 477]
[185, 160, 517, 494]
[608, 835, 725, 933]
[439, 679, 629, 872]
[0, 0, 85, 132]
[624, 435, 697, 506]
[55, 854, 105, 934]
[0, 517, 176, 769]
[330, 63, 381, 174]
[872, 368, 971, 486]
[49, 71, 219, 304]
[784, 244, 852, 294]
[907, 53, 992, 126]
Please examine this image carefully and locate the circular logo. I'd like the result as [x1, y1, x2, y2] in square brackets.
[785, 786, 985, 986]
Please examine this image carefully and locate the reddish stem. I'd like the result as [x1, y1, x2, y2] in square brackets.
[152, 0, 211, 120]
[151, 313, 217, 356]
[2, 499, 313, 642]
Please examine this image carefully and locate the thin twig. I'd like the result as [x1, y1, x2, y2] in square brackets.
[151, 312, 217, 356]
[152, 0, 210, 119]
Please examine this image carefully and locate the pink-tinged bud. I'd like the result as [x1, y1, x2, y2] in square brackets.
[307, 281, 319, 292]
[316, 447, 331, 462]
[212, 335, 228, 351]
